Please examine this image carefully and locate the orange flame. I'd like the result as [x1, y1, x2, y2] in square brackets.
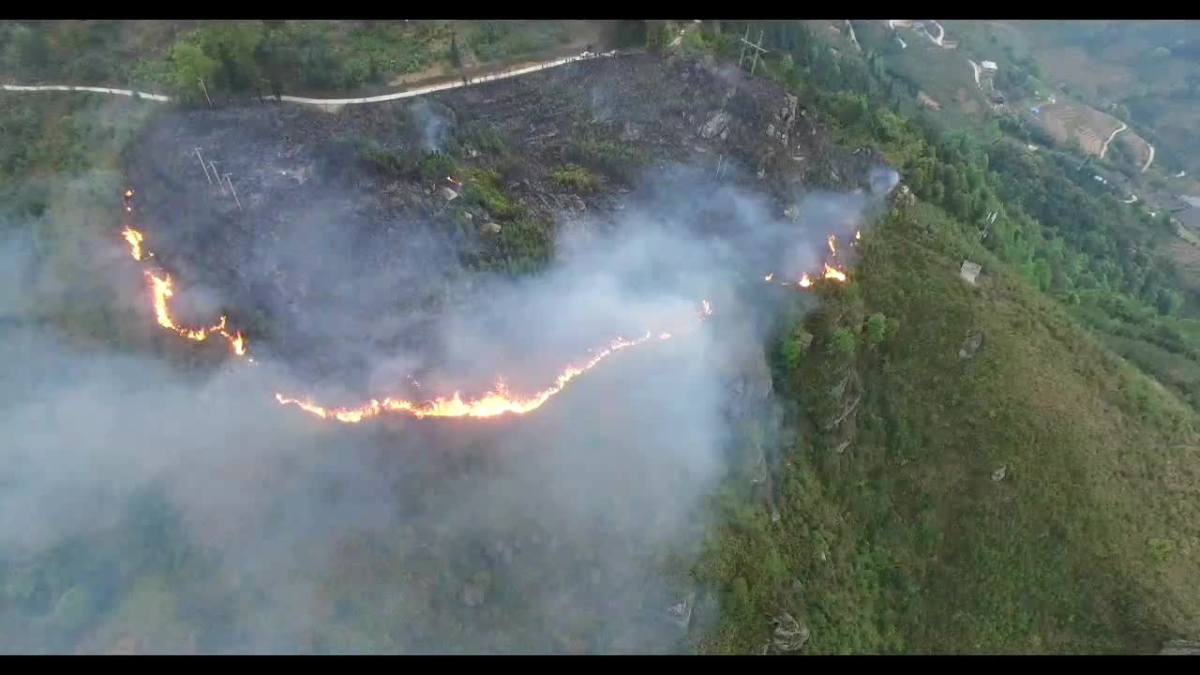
[823, 264, 847, 282]
[276, 300, 714, 423]
[120, 185, 711, 424]
[122, 227, 144, 261]
[125, 189, 249, 358]
[146, 270, 223, 340]
[764, 273, 774, 282]
[798, 274, 813, 288]
[143, 270, 246, 354]
[226, 331, 247, 356]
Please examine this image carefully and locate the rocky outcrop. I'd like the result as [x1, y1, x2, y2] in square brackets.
[1161, 639, 1200, 654]
[766, 94, 799, 148]
[700, 110, 732, 140]
[960, 260, 982, 285]
[960, 332, 983, 360]
[762, 612, 810, 653]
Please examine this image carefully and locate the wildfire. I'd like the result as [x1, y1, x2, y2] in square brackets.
[124, 188, 250, 358]
[145, 271, 228, 341]
[798, 273, 813, 288]
[226, 330, 247, 356]
[855, 230, 862, 241]
[118, 184, 713, 424]
[764, 273, 774, 282]
[122, 227, 144, 261]
[142, 271, 248, 355]
[276, 302, 711, 424]
[823, 263, 847, 282]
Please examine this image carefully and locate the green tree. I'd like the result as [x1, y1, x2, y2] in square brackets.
[1156, 288, 1183, 316]
[168, 42, 219, 103]
[197, 22, 263, 91]
[830, 327, 857, 356]
[866, 313, 888, 346]
[13, 26, 51, 75]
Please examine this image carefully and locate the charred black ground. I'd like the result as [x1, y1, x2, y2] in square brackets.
[123, 54, 881, 391]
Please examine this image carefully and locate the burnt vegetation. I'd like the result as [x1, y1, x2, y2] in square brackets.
[2, 20, 1200, 655]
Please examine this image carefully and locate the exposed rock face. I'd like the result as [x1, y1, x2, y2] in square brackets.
[767, 94, 799, 147]
[765, 612, 810, 653]
[961, 260, 982, 285]
[960, 332, 984, 360]
[700, 110, 732, 140]
[1161, 639, 1200, 654]
[666, 590, 696, 629]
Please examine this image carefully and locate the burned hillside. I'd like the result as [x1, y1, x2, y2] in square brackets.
[122, 53, 882, 390]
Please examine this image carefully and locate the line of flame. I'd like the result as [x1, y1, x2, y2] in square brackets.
[277, 300, 714, 423]
[122, 227, 144, 261]
[124, 190, 248, 357]
[121, 187, 711, 423]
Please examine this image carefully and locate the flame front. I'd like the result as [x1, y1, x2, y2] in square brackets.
[122, 227, 144, 261]
[126, 189, 249, 357]
[823, 264, 847, 282]
[145, 271, 234, 343]
[275, 320, 707, 424]
[119, 186, 711, 424]
[798, 273, 813, 288]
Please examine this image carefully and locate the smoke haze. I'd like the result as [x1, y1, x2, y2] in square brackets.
[0, 143, 893, 652]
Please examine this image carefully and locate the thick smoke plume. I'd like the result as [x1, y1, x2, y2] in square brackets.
[0, 144, 893, 652]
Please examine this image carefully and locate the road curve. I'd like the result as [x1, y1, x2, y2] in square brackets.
[1099, 120, 1127, 159]
[2, 50, 621, 110]
[1142, 142, 1155, 173]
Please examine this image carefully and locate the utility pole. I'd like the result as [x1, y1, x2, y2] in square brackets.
[750, 29, 765, 76]
[195, 148, 213, 184]
[198, 78, 212, 107]
[738, 25, 751, 69]
[210, 161, 224, 194]
[224, 174, 242, 211]
[738, 27, 768, 76]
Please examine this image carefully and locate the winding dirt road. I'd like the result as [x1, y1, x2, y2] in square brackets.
[1, 50, 621, 110]
[1100, 120, 1127, 159]
[1, 83, 170, 101]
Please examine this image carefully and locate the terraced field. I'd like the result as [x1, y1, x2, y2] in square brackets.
[1035, 102, 1123, 157]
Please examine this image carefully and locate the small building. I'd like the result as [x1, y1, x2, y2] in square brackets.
[981, 60, 998, 71]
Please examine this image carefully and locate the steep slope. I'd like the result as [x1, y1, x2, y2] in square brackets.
[699, 197, 1200, 653]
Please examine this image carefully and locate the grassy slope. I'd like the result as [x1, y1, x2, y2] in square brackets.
[699, 199, 1200, 653]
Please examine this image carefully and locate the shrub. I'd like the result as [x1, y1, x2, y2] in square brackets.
[830, 327, 857, 356]
[550, 165, 599, 193]
[417, 151, 457, 183]
[463, 168, 519, 219]
[866, 313, 888, 346]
